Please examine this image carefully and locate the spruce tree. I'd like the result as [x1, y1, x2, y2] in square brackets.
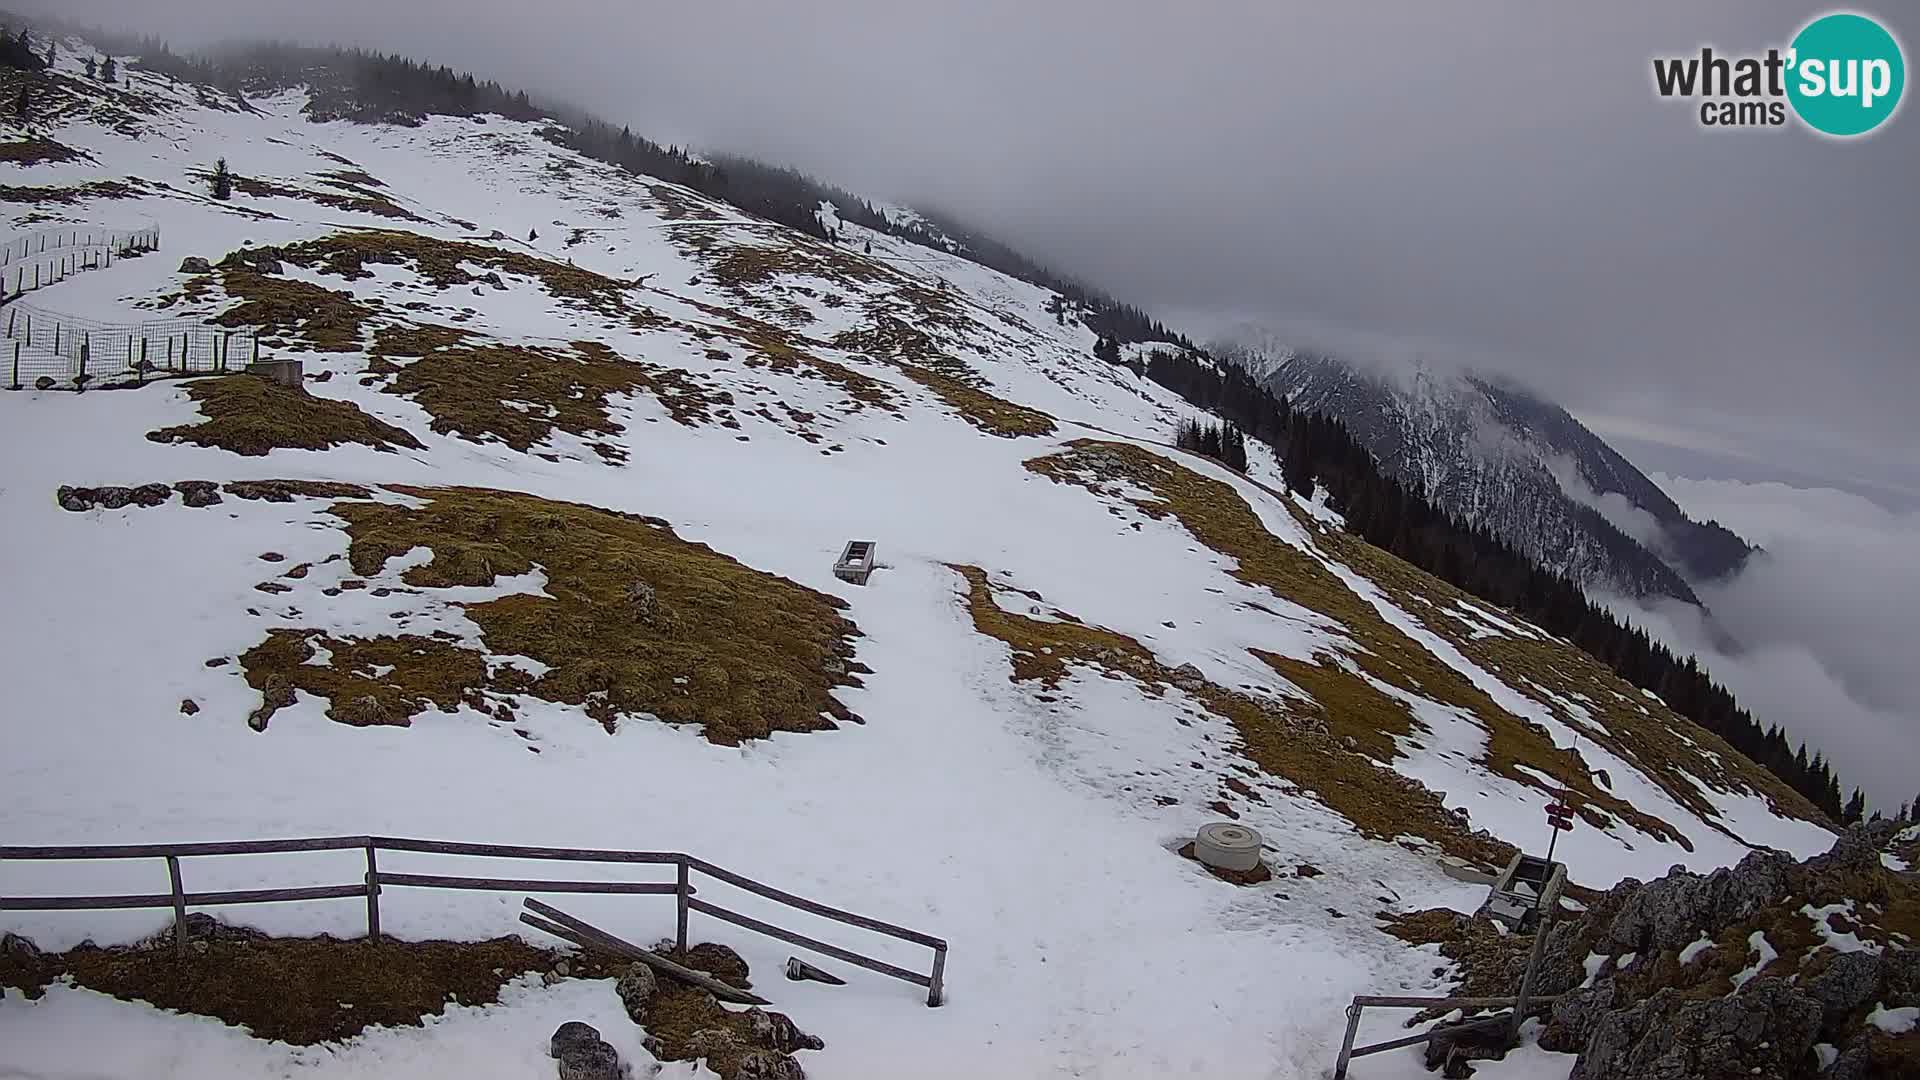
[211, 157, 233, 201]
[86, 56, 97, 79]
[101, 56, 118, 83]
[1842, 788, 1866, 826]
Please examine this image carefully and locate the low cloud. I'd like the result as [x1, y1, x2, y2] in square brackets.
[1611, 476, 1920, 812]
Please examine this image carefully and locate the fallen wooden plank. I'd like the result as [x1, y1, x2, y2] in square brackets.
[786, 956, 846, 986]
[521, 898, 770, 1006]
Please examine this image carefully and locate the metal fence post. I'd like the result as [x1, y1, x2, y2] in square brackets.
[78, 337, 88, 390]
[676, 857, 690, 954]
[364, 844, 381, 942]
[10, 341, 18, 390]
[166, 855, 188, 960]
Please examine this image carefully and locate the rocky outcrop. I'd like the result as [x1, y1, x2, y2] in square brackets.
[1568, 977, 1822, 1080]
[56, 483, 173, 512]
[1400, 826, 1917, 1079]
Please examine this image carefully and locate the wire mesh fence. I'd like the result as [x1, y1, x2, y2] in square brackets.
[0, 227, 161, 301]
[3, 299, 260, 391]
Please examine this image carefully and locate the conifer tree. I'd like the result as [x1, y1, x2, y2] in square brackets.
[101, 56, 118, 83]
[86, 56, 97, 79]
[210, 157, 233, 201]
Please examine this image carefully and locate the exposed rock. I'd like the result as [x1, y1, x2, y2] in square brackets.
[34, 376, 54, 390]
[556, 1040, 622, 1080]
[627, 580, 657, 622]
[743, 1008, 824, 1052]
[682, 1027, 742, 1062]
[1540, 981, 1618, 1054]
[152, 912, 221, 947]
[1880, 949, 1920, 1005]
[1600, 849, 1793, 955]
[616, 962, 657, 1019]
[550, 1021, 602, 1059]
[2, 931, 41, 965]
[174, 480, 224, 507]
[219, 246, 283, 275]
[1170, 663, 1206, 691]
[55, 484, 173, 512]
[685, 942, 750, 988]
[1568, 977, 1821, 1080]
[179, 698, 200, 715]
[1804, 952, 1883, 1026]
[734, 1050, 806, 1080]
[178, 256, 212, 274]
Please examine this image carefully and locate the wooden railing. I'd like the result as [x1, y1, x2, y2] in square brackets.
[0, 835, 947, 1006]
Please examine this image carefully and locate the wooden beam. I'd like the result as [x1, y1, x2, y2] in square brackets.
[520, 898, 770, 1006]
[378, 872, 681, 896]
[685, 857, 945, 949]
[687, 897, 930, 988]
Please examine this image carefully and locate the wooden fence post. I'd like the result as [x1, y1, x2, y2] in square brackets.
[364, 844, 381, 943]
[928, 944, 946, 1007]
[78, 336, 88, 390]
[676, 857, 690, 954]
[10, 341, 18, 390]
[166, 856, 188, 960]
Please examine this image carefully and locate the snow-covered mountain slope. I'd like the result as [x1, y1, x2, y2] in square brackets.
[0, 42, 1837, 1080]
[1237, 344, 1753, 606]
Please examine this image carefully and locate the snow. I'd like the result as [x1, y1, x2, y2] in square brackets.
[0, 47, 1838, 1080]
[1802, 901, 1882, 955]
[1866, 1003, 1918, 1035]
[1677, 934, 1715, 965]
[1731, 931, 1778, 990]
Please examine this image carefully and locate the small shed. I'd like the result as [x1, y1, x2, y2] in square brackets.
[833, 541, 877, 585]
[1480, 853, 1566, 931]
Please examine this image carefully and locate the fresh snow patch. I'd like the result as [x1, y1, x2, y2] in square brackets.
[1678, 934, 1715, 964]
[1732, 931, 1778, 990]
[1867, 1003, 1918, 1035]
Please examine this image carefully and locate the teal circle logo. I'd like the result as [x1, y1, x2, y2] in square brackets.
[1787, 12, 1905, 136]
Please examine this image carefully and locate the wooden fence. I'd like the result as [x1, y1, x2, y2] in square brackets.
[0, 835, 947, 1006]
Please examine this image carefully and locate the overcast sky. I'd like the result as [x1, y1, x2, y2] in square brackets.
[20, 0, 1917, 497]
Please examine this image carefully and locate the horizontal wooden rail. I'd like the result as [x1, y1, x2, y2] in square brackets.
[688, 897, 931, 988]
[0, 836, 373, 860]
[376, 872, 682, 896]
[368, 837, 681, 864]
[0, 836, 947, 1005]
[1334, 993, 1564, 1078]
[1348, 1012, 1512, 1058]
[2, 883, 367, 911]
[686, 856, 947, 950]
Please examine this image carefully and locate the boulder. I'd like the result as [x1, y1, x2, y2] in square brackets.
[1170, 663, 1207, 691]
[1, 931, 41, 965]
[55, 484, 172, 512]
[734, 1050, 806, 1080]
[1540, 981, 1618, 1053]
[178, 256, 212, 274]
[550, 1021, 602, 1059]
[615, 962, 657, 1019]
[1804, 952, 1883, 1028]
[34, 376, 54, 390]
[744, 1007, 824, 1053]
[1600, 850, 1792, 955]
[556, 1040, 622, 1080]
[174, 480, 224, 507]
[685, 942, 750, 987]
